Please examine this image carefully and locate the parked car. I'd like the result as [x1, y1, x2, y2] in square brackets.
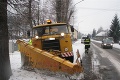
[81, 36, 87, 43]
[101, 38, 113, 49]
[119, 41, 120, 45]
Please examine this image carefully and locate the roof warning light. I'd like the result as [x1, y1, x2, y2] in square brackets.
[46, 20, 52, 24]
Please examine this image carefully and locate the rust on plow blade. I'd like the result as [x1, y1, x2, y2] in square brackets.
[17, 40, 83, 75]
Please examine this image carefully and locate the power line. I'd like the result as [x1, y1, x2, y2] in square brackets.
[68, 0, 84, 11]
[78, 7, 120, 12]
[73, 0, 84, 8]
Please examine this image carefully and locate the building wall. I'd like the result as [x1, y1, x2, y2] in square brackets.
[73, 29, 78, 40]
[94, 36, 107, 41]
[68, 25, 78, 40]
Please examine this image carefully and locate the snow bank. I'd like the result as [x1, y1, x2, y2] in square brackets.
[72, 39, 85, 63]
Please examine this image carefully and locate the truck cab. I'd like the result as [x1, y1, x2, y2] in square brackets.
[32, 20, 74, 62]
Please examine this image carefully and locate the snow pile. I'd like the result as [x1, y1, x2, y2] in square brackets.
[113, 43, 120, 49]
[72, 40, 85, 62]
[9, 52, 70, 80]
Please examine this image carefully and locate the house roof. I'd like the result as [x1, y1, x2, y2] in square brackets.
[96, 32, 107, 36]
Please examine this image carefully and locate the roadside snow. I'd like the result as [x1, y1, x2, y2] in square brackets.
[9, 51, 71, 80]
[9, 52, 44, 80]
[113, 43, 120, 49]
[72, 40, 85, 63]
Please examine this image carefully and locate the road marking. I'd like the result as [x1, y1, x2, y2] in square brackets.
[92, 43, 120, 74]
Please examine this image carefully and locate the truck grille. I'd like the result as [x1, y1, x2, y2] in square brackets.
[42, 39, 60, 51]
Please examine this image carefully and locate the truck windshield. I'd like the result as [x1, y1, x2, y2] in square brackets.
[35, 25, 69, 36]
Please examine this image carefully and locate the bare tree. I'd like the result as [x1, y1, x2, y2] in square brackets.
[97, 26, 103, 34]
[7, 0, 74, 38]
[51, 0, 74, 23]
[7, 0, 52, 38]
[7, 0, 38, 38]
[0, 0, 12, 80]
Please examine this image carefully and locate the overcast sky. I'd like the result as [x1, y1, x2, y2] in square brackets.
[73, 0, 120, 34]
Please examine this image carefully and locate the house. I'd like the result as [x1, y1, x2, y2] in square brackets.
[69, 25, 78, 41]
[73, 28, 78, 40]
[95, 31, 108, 41]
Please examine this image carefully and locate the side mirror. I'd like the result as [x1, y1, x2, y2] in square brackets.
[71, 26, 74, 32]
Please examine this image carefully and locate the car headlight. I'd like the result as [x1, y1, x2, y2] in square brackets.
[111, 44, 113, 45]
[65, 48, 68, 51]
[61, 33, 65, 36]
[35, 36, 39, 39]
[104, 44, 106, 45]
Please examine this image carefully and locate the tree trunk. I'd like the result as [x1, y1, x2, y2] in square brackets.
[28, 0, 33, 37]
[0, 0, 12, 80]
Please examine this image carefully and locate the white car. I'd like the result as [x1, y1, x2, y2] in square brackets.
[81, 36, 87, 43]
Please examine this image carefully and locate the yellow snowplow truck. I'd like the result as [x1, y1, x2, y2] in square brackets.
[17, 20, 83, 75]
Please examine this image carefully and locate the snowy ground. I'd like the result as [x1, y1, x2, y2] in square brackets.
[9, 39, 120, 80]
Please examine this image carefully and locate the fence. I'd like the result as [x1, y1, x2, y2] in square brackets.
[9, 40, 18, 53]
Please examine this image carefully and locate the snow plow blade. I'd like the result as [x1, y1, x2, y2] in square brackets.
[17, 40, 83, 75]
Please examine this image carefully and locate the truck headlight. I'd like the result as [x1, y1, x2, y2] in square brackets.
[35, 36, 39, 39]
[49, 38, 55, 40]
[65, 48, 68, 51]
[61, 33, 64, 36]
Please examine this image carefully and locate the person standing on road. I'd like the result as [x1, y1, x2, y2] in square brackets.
[84, 35, 91, 53]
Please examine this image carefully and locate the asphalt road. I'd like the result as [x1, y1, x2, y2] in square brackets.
[82, 41, 120, 80]
[93, 42, 120, 63]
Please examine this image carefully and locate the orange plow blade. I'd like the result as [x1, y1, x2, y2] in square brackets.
[17, 40, 83, 75]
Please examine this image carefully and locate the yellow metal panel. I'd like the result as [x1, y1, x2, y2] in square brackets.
[60, 34, 73, 53]
[32, 38, 42, 49]
[17, 40, 83, 75]
[33, 23, 67, 28]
